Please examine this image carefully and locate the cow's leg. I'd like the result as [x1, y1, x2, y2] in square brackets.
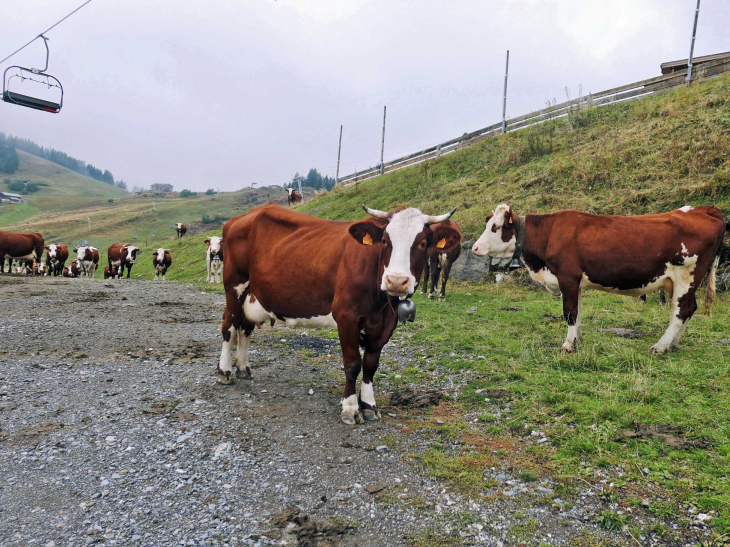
[206, 261, 211, 284]
[659, 289, 667, 306]
[234, 317, 255, 379]
[439, 258, 453, 302]
[651, 263, 703, 354]
[428, 258, 440, 299]
[126, 266, 132, 279]
[217, 287, 243, 385]
[420, 258, 430, 295]
[639, 294, 646, 304]
[360, 349, 382, 421]
[560, 281, 582, 352]
[337, 321, 364, 425]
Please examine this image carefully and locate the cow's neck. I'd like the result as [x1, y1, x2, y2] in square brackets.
[521, 213, 556, 271]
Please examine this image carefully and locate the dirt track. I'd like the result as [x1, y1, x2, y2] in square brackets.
[0, 277, 621, 546]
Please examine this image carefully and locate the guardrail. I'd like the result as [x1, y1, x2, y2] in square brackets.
[338, 57, 730, 187]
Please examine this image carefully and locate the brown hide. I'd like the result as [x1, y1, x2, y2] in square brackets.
[0, 231, 44, 273]
[421, 220, 462, 300]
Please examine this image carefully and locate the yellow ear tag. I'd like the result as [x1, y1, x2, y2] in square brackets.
[506, 217, 512, 226]
[436, 237, 447, 249]
[363, 233, 373, 245]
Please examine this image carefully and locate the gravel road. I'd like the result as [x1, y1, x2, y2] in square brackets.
[0, 277, 624, 547]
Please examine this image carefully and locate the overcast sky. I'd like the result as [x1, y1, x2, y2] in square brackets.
[1, 0, 728, 191]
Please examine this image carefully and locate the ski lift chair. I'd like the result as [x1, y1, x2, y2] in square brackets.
[2, 36, 63, 113]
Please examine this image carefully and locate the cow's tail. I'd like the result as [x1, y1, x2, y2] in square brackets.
[704, 255, 720, 317]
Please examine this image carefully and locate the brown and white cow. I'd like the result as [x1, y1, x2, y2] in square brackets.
[63, 260, 82, 278]
[472, 204, 727, 354]
[108, 243, 140, 279]
[420, 220, 462, 301]
[0, 230, 44, 274]
[286, 188, 302, 206]
[205, 236, 223, 284]
[217, 203, 459, 425]
[34, 262, 48, 276]
[152, 248, 172, 281]
[45, 244, 69, 277]
[103, 265, 118, 279]
[176, 223, 187, 239]
[73, 246, 100, 278]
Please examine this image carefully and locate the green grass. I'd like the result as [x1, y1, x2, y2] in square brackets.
[299, 73, 730, 240]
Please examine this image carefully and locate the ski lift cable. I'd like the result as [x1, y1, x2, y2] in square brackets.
[0, 0, 95, 67]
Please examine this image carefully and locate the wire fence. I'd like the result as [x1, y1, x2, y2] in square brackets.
[337, 56, 730, 187]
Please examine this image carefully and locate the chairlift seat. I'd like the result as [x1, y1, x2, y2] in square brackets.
[2, 90, 61, 113]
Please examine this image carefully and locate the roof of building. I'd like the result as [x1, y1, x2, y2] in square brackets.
[661, 51, 730, 71]
[0, 192, 22, 199]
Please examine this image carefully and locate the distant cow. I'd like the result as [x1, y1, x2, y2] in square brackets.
[286, 188, 302, 206]
[152, 248, 172, 281]
[420, 220, 462, 301]
[63, 261, 82, 278]
[472, 204, 727, 354]
[103, 265, 118, 279]
[217, 203, 459, 425]
[74, 246, 100, 278]
[0, 230, 44, 274]
[45, 244, 69, 277]
[176, 223, 187, 239]
[108, 243, 140, 279]
[34, 262, 48, 276]
[205, 237, 223, 284]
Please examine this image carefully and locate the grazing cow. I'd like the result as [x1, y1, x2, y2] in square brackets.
[286, 188, 302, 206]
[152, 248, 172, 281]
[0, 230, 44, 274]
[472, 204, 727, 354]
[73, 246, 100, 278]
[103, 265, 118, 279]
[176, 223, 187, 239]
[217, 203, 459, 425]
[45, 244, 69, 277]
[205, 236, 223, 284]
[108, 243, 140, 279]
[420, 220, 462, 301]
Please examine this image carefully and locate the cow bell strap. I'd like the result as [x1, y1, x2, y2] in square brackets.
[509, 215, 526, 271]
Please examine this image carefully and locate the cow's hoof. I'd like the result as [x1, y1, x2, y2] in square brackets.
[650, 344, 670, 354]
[427, 293, 435, 300]
[215, 368, 236, 385]
[561, 342, 576, 353]
[362, 407, 381, 421]
[235, 365, 252, 379]
[438, 296, 445, 302]
[340, 409, 364, 425]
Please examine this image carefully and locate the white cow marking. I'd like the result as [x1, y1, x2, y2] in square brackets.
[382, 208, 430, 296]
[243, 294, 336, 329]
[360, 381, 376, 407]
[678, 205, 694, 213]
[235, 282, 249, 297]
[471, 204, 516, 258]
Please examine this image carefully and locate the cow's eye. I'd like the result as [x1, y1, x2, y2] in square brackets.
[491, 224, 498, 233]
[419, 240, 427, 249]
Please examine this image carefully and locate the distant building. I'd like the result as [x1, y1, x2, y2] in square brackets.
[0, 192, 22, 203]
[150, 183, 174, 193]
[660, 51, 730, 75]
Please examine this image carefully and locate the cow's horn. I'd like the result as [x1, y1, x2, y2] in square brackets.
[426, 208, 457, 225]
[362, 205, 390, 219]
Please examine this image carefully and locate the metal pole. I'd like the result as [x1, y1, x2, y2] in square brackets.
[335, 125, 343, 185]
[686, 0, 701, 83]
[297, 177, 303, 203]
[502, 50, 510, 133]
[380, 106, 386, 175]
[87, 216, 91, 230]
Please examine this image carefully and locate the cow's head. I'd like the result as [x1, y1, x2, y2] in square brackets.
[205, 237, 222, 256]
[350, 205, 459, 298]
[176, 223, 182, 230]
[46, 244, 59, 263]
[472, 204, 518, 258]
[153, 248, 167, 263]
[74, 246, 89, 261]
[123, 245, 139, 264]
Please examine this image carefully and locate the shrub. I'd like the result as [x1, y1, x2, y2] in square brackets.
[108, 199, 114, 203]
[205, 188, 215, 195]
[7, 180, 24, 192]
[180, 189, 197, 198]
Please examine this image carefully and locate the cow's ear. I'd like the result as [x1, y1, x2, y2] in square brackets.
[485, 214, 493, 225]
[430, 225, 461, 253]
[504, 207, 514, 227]
[204, 239, 210, 247]
[72, 248, 77, 252]
[349, 221, 384, 246]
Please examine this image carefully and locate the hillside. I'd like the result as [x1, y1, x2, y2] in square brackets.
[0, 150, 128, 225]
[299, 72, 730, 239]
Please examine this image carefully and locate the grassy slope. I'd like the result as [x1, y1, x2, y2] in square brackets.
[0, 151, 128, 224]
[299, 73, 730, 240]
[294, 74, 730, 541]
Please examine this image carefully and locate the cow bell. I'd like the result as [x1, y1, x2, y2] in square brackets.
[397, 299, 416, 324]
[509, 255, 523, 271]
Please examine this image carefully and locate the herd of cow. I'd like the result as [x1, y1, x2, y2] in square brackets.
[2, 201, 728, 425]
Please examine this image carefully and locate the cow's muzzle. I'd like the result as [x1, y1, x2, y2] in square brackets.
[385, 275, 410, 297]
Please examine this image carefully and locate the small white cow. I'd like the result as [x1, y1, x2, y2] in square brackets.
[205, 237, 223, 284]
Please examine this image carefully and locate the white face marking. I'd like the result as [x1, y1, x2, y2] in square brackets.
[472, 204, 516, 258]
[48, 244, 58, 259]
[155, 248, 166, 265]
[287, 188, 293, 196]
[176, 223, 182, 229]
[382, 209, 429, 295]
[678, 205, 694, 213]
[75, 246, 87, 261]
[124, 246, 139, 264]
[207, 237, 222, 256]
[360, 381, 376, 407]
